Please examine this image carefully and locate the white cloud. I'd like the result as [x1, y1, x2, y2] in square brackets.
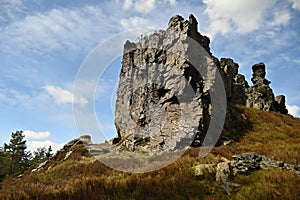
[134, 0, 156, 13]
[203, 0, 275, 37]
[0, 0, 24, 22]
[0, 0, 179, 55]
[0, 5, 121, 54]
[270, 9, 291, 26]
[291, 0, 300, 10]
[286, 104, 300, 117]
[24, 130, 51, 140]
[123, 0, 175, 11]
[23, 130, 63, 153]
[44, 85, 88, 106]
[0, 86, 51, 109]
[168, 0, 176, 6]
[124, 0, 133, 10]
[120, 17, 151, 30]
[27, 140, 63, 153]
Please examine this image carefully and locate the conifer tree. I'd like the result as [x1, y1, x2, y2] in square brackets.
[31, 147, 47, 166]
[46, 145, 53, 159]
[4, 131, 32, 176]
[0, 147, 8, 181]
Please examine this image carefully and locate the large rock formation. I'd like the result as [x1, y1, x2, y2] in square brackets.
[114, 14, 288, 152]
[246, 63, 288, 114]
[114, 14, 213, 152]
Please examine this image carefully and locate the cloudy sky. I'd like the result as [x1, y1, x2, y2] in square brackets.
[0, 0, 299, 152]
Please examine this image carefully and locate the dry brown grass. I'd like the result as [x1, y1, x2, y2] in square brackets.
[0, 107, 299, 199]
[212, 106, 300, 165]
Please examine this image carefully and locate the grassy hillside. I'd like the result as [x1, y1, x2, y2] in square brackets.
[213, 106, 300, 164]
[0, 106, 299, 200]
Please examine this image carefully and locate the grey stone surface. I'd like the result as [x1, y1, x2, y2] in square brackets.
[80, 135, 92, 145]
[194, 152, 300, 182]
[113, 14, 289, 152]
[216, 161, 232, 182]
[114, 14, 213, 152]
[246, 63, 288, 113]
[194, 164, 216, 177]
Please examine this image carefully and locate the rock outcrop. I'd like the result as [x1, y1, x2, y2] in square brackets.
[246, 63, 288, 114]
[113, 14, 288, 152]
[194, 152, 300, 179]
[31, 136, 92, 174]
[194, 152, 299, 195]
[114, 14, 216, 152]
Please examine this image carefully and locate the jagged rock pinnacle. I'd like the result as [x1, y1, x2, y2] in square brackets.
[113, 14, 288, 152]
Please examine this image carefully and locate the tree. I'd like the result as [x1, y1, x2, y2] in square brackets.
[46, 146, 53, 159]
[31, 146, 53, 166]
[0, 147, 8, 181]
[31, 147, 47, 166]
[4, 131, 32, 176]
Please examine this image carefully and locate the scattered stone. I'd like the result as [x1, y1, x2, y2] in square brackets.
[193, 152, 300, 182]
[216, 161, 232, 182]
[194, 164, 216, 177]
[231, 152, 299, 176]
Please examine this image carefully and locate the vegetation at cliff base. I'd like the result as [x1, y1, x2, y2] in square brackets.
[0, 107, 299, 199]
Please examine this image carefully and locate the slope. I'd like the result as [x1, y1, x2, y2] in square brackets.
[0, 106, 299, 200]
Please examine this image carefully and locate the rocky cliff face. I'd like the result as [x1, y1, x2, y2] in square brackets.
[114, 14, 288, 152]
[114, 14, 211, 152]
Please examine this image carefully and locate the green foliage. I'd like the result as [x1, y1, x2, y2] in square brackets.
[0, 132, 54, 182]
[31, 146, 52, 166]
[1, 131, 32, 178]
[46, 146, 53, 159]
[0, 147, 8, 181]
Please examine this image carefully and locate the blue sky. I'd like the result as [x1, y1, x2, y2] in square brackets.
[0, 0, 299, 152]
